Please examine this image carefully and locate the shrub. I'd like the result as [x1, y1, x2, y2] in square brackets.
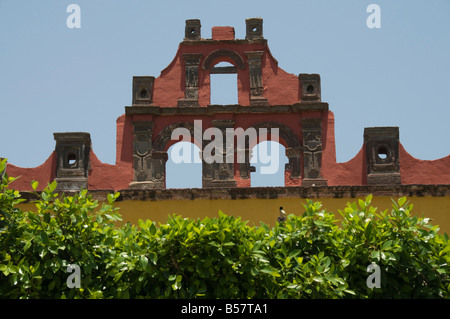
[1, 159, 449, 298]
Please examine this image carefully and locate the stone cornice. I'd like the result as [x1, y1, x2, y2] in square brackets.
[125, 103, 329, 116]
[18, 184, 450, 203]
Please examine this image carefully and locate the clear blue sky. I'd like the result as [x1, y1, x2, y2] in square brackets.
[1, 1, 449, 187]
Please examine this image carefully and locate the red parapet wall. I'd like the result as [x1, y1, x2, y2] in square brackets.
[4, 18, 450, 192]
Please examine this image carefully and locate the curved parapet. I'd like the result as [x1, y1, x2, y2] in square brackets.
[399, 145, 450, 185]
[6, 152, 57, 192]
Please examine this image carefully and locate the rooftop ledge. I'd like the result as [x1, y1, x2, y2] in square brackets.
[18, 184, 450, 203]
[125, 103, 329, 115]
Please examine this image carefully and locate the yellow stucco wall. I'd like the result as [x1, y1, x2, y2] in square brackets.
[17, 195, 450, 234]
[113, 196, 450, 234]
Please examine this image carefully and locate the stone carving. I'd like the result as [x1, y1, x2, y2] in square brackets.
[178, 53, 202, 107]
[53, 132, 91, 191]
[129, 121, 167, 189]
[301, 119, 327, 186]
[245, 51, 268, 106]
[364, 127, 400, 185]
[131, 121, 153, 182]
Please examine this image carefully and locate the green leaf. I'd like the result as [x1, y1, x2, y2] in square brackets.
[114, 271, 124, 282]
[48, 180, 57, 193]
[285, 257, 291, 267]
[288, 249, 301, 259]
[48, 280, 56, 291]
[371, 251, 381, 261]
[40, 232, 49, 245]
[260, 267, 280, 277]
[31, 180, 39, 191]
[172, 281, 181, 290]
[358, 199, 366, 209]
[148, 252, 157, 265]
[149, 223, 157, 235]
[139, 256, 148, 269]
[313, 220, 326, 226]
[223, 242, 235, 247]
[398, 197, 407, 207]
[168, 274, 177, 281]
[313, 277, 324, 283]
[107, 193, 114, 204]
[382, 240, 393, 251]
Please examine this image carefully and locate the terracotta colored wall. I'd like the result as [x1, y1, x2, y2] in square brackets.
[399, 145, 450, 185]
[153, 41, 299, 107]
[7, 153, 56, 192]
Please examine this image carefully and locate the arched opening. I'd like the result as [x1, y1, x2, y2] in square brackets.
[166, 141, 202, 188]
[210, 61, 238, 105]
[250, 141, 289, 187]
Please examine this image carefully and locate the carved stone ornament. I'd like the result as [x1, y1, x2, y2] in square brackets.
[300, 119, 327, 186]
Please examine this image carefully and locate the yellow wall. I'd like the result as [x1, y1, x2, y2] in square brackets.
[114, 196, 450, 234]
[17, 195, 450, 234]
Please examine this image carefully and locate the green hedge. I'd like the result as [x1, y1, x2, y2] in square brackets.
[1, 159, 449, 298]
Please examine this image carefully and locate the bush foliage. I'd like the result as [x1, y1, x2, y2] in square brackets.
[1, 159, 449, 298]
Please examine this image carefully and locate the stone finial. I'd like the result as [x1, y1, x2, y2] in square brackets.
[185, 19, 201, 40]
[132, 76, 155, 105]
[245, 18, 263, 40]
[299, 74, 321, 102]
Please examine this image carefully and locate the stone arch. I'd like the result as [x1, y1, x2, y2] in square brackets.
[248, 121, 301, 179]
[153, 122, 201, 152]
[202, 49, 245, 70]
[250, 121, 301, 149]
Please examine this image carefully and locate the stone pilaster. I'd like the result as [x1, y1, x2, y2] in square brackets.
[285, 146, 302, 178]
[245, 51, 268, 106]
[129, 121, 167, 189]
[202, 119, 237, 188]
[301, 119, 327, 187]
[178, 53, 202, 107]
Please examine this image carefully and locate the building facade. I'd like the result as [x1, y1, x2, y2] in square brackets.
[5, 19, 450, 231]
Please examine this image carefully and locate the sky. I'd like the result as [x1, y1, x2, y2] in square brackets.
[0, 0, 449, 188]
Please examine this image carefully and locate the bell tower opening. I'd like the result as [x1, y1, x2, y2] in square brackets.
[210, 61, 238, 105]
